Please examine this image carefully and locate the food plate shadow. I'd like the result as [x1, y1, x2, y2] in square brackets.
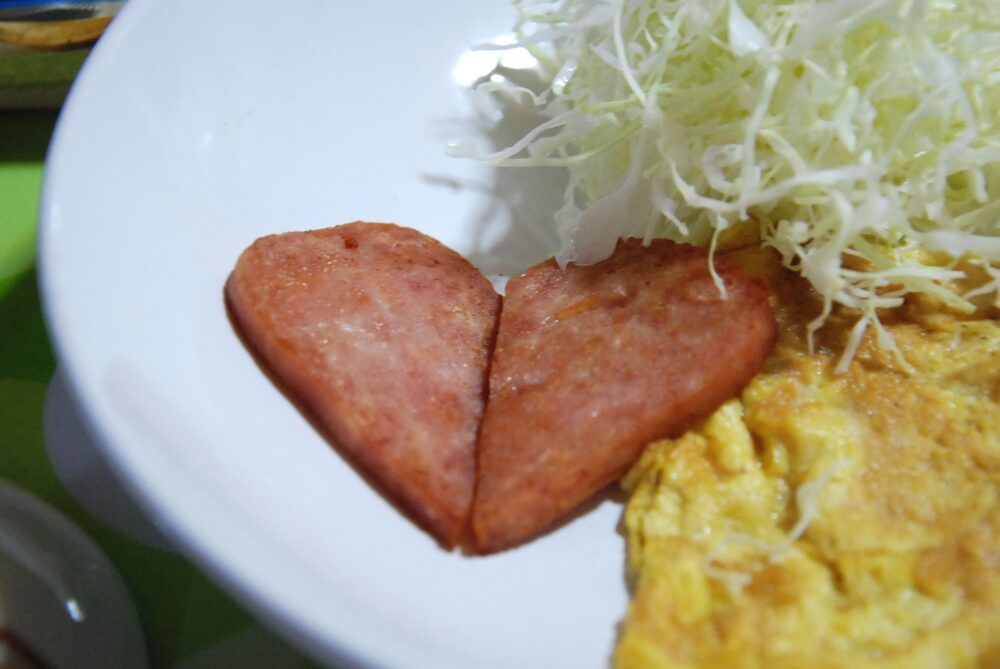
[44, 367, 173, 551]
[426, 85, 567, 285]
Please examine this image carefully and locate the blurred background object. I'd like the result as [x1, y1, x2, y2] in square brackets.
[0, 1, 123, 109]
[0, 481, 148, 669]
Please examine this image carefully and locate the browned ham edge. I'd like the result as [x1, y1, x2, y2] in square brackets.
[226, 222, 501, 547]
[472, 239, 777, 554]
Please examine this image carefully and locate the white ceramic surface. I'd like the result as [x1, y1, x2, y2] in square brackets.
[39, 1, 627, 668]
[45, 368, 172, 551]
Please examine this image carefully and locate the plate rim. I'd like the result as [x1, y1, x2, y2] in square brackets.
[35, 1, 513, 668]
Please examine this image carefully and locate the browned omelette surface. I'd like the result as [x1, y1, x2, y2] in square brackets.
[616, 250, 1000, 668]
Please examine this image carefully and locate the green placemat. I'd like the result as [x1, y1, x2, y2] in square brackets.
[0, 112, 51, 293]
[0, 111, 320, 668]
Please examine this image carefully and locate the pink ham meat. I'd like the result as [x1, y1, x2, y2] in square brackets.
[226, 222, 501, 547]
[473, 239, 777, 553]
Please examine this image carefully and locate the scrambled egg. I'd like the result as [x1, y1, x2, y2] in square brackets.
[615, 251, 1000, 669]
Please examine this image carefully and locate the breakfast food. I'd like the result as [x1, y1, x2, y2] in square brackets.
[228, 224, 777, 550]
[455, 5, 1000, 659]
[453, 0, 1000, 371]
[225, 222, 501, 547]
[614, 249, 1000, 668]
[473, 239, 776, 553]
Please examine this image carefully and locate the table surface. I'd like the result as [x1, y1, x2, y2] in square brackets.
[0, 110, 322, 669]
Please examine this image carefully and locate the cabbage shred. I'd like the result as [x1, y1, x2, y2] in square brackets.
[455, 0, 1000, 368]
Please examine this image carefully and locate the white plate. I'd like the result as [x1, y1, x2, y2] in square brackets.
[39, 1, 627, 668]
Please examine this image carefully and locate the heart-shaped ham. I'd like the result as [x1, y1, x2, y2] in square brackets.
[473, 239, 777, 553]
[226, 222, 501, 547]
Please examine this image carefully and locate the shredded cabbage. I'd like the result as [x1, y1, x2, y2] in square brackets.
[452, 0, 1000, 368]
